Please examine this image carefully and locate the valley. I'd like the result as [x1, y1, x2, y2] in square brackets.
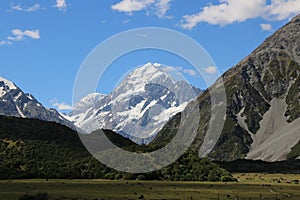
[1, 175, 300, 200]
[0, 4, 299, 200]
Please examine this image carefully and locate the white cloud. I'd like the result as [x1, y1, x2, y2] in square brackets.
[260, 23, 273, 31]
[204, 66, 217, 74]
[181, 0, 300, 29]
[183, 69, 198, 76]
[11, 3, 41, 12]
[266, 0, 300, 20]
[9, 29, 40, 41]
[161, 65, 198, 77]
[112, 0, 155, 13]
[0, 40, 12, 46]
[155, 0, 172, 18]
[111, 0, 172, 18]
[181, 0, 266, 29]
[0, 29, 40, 46]
[51, 98, 73, 111]
[54, 0, 67, 10]
[176, 67, 198, 77]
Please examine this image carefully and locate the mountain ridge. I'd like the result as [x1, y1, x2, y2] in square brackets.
[0, 76, 75, 129]
[67, 62, 202, 144]
[152, 14, 300, 162]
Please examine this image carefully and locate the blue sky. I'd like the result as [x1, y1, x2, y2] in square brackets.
[0, 0, 299, 111]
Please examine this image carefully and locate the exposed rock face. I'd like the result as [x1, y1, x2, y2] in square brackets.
[67, 63, 202, 144]
[0, 77, 74, 129]
[153, 14, 300, 161]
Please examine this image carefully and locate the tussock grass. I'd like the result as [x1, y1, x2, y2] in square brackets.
[0, 174, 299, 200]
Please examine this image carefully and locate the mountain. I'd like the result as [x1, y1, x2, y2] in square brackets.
[0, 115, 234, 181]
[0, 77, 74, 129]
[67, 63, 202, 144]
[152, 14, 300, 162]
[0, 115, 129, 179]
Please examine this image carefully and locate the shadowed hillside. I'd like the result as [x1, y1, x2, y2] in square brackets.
[0, 115, 234, 181]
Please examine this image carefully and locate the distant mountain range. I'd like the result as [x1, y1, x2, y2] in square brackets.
[153, 14, 300, 162]
[0, 15, 299, 163]
[0, 63, 201, 145]
[0, 77, 74, 129]
[65, 63, 202, 144]
[0, 63, 201, 144]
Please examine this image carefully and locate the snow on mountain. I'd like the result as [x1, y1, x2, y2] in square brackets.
[0, 76, 74, 129]
[66, 93, 112, 133]
[0, 77, 17, 97]
[68, 63, 202, 144]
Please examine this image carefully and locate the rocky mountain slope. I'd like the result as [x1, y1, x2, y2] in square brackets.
[153, 14, 300, 162]
[0, 77, 74, 129]
[67, 63, 201, 144]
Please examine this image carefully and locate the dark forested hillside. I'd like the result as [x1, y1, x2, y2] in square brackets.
[0, 116, 234, 181]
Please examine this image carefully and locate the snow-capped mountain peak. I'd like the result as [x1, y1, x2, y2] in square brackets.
[71, 93, 110, 113]
[0, 76, 74, 129]
[126, 62, 170, 82]
[0, 77, 18, 97]
[69, 63, 202, 144]
[113, 63, 176, 98]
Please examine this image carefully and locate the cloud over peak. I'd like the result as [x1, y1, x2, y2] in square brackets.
[51, 98, 73, 111]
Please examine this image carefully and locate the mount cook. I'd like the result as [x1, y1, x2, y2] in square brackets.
[66, 63, 202, 144]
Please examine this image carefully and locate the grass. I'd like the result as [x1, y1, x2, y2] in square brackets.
[0, 174, 299, 200]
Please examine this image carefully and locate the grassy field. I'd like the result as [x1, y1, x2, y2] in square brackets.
[0, 174, 299, 200]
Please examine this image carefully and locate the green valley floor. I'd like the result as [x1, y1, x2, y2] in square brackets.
[0, 174, 299, 200]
